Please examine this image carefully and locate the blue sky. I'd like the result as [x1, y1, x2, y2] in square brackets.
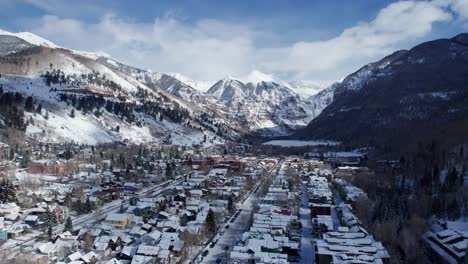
[1, 0, 467, 82]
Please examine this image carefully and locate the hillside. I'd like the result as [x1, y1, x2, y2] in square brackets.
[292, 33, 468, 152]
[0, 33, 236, 146]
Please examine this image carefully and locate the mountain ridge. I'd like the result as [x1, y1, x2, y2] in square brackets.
[292, 33, 468, 151]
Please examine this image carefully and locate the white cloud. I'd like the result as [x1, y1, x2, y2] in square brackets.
[27, 0, 465, 82]
[451, 0, 468, 20]
[272, 1, 453, 79]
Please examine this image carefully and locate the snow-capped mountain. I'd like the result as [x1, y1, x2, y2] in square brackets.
[97, 53, 334, 137]
[293, 33, 468, 148]
[0, 29, 58, 48]
[0, 29, 334, 140]
[237, 70, 330, 98]
[0, 30, 240, 145]
[286, 80, 329, 98]
[238, 70, 276, 84]
[0, 35, 34, 55]
[206, 75, 330, 136]
[164, 72, 214, 92]
[332, 50, 408, 97]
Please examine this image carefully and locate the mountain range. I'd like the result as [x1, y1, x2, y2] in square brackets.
[292, 33, 468, 152]
[1, 28, 467, 151]
[0, 29, 333, 145]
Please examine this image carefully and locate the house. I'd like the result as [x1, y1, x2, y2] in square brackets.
[24, 215, 40, 226]
[121, 245, 138, 260]
[137, 245, 160, 257]
[105, 213, 130, 229]
[124, 182, 143, 194]
[0, 203, 20, 216]
[0, 227, 8, 240]
[131, 255, 154, 264]
[28, 160, 68, 175]
[79, 163, 97, 173]
[219, 159, 244, 171]
[94, 235, 122, 252]
[66, 251, 82, 263]
[315, 227, 390, 264]
[310, 203, 331, 218]
[141, 230, 162, 245]
[424, 227, 468, 264]
[80, 251, 99, 264]
[188, 189, 203, 199]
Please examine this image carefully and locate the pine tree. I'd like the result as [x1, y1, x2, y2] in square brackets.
[64, 192, 73, 208]
[50, 209, 57, 226]
[9, 147, 15, 160]
[204, 209, 217, 239]
[75, 199, 83, 214]
[227, 195, 235, 214]
[0, 178, 17, 203]
[47, 225, 53, 241]
[85, 196, 92, 213]
[165, 162, 173, 179]
[64, 216, 73, 232]
[45, 206, 52, 224]
[36, 104, 42, 114]
[24, 96, 34, 112]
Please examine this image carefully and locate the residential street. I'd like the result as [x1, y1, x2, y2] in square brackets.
[300, 181, 314, 264]
[201, 192, 255, 263]
[199, 163, 280, 264]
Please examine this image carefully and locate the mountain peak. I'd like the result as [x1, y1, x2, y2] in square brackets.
[453, 32, 468, 45]
[0, 29, 58, 48]
[241, 70, 275, 84]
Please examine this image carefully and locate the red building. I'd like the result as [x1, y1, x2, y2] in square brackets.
[311, 204, 331, 218]
[27, 160, 68, 175]
[219, 159, 244, 171]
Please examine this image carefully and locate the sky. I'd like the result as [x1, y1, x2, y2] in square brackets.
[0, 0, 467, 83]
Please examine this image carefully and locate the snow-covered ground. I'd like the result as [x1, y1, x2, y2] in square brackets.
[0, 74, 223, 146]
[263, 140, 340, 147]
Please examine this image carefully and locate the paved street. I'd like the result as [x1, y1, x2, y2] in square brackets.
[300, 181, 314, 264]
[198, 163, 280, 264]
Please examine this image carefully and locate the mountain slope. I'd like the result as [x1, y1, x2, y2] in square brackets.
[0, 29, 58, 48]
[0, 29, 332, 139]
[0, 31, 235, 145]
[292, 33, 468, 149]
[0, 35, 34, 55]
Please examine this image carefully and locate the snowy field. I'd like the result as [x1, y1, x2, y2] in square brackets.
[263, 139, 340, 147]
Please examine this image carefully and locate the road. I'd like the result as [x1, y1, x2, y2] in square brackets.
[201, 189, 256, 263]
[0, 177, 184, 253]
[331, 188, 342, 231]
[193, 162, 280, 264]
[299, 180, 314, 264]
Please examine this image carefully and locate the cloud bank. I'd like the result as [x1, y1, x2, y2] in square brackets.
[26, 0, 468, 82]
